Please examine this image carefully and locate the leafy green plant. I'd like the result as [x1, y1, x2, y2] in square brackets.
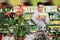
[0, 7, 31, 40]
[17, 16, 31, 38]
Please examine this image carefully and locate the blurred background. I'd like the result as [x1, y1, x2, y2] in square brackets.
[0, 0, 60, 6]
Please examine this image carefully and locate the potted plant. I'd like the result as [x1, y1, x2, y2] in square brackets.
[0, 4, 31, 40]
[14, 5, 31, 40]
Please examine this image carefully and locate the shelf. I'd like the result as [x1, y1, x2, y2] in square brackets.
[47, 24, 60, 28]
[50, 19, 60, 21]
[47, 24, 60, 26]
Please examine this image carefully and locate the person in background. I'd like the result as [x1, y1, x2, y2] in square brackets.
[32, 2, 49, 40]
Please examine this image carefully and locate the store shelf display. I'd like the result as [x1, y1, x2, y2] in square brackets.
[0, 5, 60, 40]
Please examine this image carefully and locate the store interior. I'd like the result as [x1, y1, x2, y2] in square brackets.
[0, 0, 60, 40]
